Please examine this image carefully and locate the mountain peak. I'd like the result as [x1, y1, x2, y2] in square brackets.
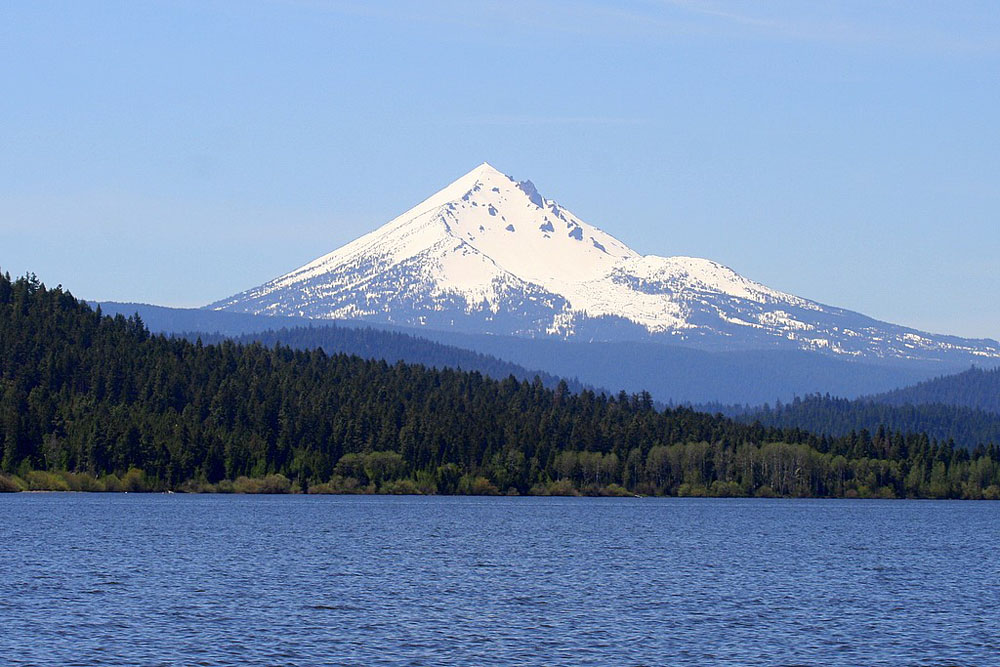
[394, 163, 638, 285]
[451, 161, 506, 187]
[473, 161, 503, 175]
[399, 162, 516, 221]
[209, 165, 1000, 363]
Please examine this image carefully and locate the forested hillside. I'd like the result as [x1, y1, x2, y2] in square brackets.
[736, 395, 1000, 451]
[870, 366, 1000, 415]
[98, 301, 949, 405]
[3, 271, 999, 499]
[185, 325, 592, 396]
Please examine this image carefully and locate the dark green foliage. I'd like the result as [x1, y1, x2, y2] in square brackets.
[871, 366, 1000, 415]
[98, 301, 951, 406]
[0, 474, 22, 492]
[3, 270, 999, 498]
[737, 394, 1000, 451]
[184, 325, 594, 396]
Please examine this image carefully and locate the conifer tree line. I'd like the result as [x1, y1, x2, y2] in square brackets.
[2, 271, 999, 498]
[187, 325, 591, 396]
[731, 394, 1000, 452]
[875, 366, 1000, 414]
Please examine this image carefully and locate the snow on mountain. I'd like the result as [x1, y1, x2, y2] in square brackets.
[209, 163, 1000, 362]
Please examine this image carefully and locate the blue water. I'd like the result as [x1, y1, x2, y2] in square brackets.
[1, 495, 998, 666]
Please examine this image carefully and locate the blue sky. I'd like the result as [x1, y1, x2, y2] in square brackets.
[2, 1, 998, 339]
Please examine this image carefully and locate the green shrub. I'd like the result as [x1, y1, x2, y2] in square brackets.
[334, 453, 368, 484]
[381, 478, 422, 495]
[178, 479, 217, 493]
[456, 474, 500, 496]
[334, 476, 363, 493]
[0, 475, 22, 493]
[631, 482, 654, 496]
[59, 471, 104, 492]
[543, 479, 579, 496]
[363, 451, 405, 486]
[435, 464, 462, 495]
[233, 474, 291, 494]
[25, 470, 70, 491]
[709, 480, 743, 497]
[414, 470, 438, 495]
[307, 481, 336, 494]
[121, 468, 149, 492]
[100, 474, 122, 492]
[261, 474, 292, 493]
[232, 476, 259, 493]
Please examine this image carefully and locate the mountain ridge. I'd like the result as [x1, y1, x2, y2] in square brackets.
[731, 394, 1000, 451]
[209, 163, 999, 363]
[868, 366, 1000, 415]
[98, 301, 974, 405]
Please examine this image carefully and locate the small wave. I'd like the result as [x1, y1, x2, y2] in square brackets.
[307, 604, 361, 611]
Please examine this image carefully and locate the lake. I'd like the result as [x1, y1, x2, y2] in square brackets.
[1, 495, 997, 666]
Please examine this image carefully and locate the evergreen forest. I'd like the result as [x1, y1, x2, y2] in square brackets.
[187, 325, 592, 396]
[871, 366, 1000, 415]
[733, 394, 1000, 452]
[2, 271, 999, 499]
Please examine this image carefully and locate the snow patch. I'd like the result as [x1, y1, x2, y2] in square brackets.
[209, 162, 1000, 361]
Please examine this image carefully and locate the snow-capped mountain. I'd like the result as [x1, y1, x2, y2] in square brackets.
[209, 163, 1000, 362]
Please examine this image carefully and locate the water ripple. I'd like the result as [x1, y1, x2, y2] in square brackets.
[0, 495, 998, 666]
